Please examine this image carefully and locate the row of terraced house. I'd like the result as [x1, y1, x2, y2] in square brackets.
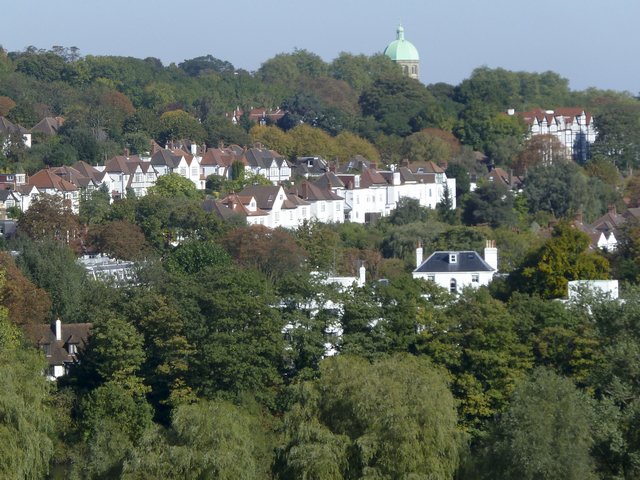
[0, 142, 456, 228]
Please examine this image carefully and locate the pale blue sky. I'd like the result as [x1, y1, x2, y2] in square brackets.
[2, 0, 638, 93]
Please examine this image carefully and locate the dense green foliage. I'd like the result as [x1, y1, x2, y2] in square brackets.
[3, 43, 640, 479]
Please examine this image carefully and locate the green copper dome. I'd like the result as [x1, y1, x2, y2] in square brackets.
[384, 25, 419, 61]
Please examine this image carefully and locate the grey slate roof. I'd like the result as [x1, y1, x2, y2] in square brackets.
[243, 148, 289, 169]
[415, 251, 494, 273]
[314, 172, 345, 190]
[150, 150, 183, 168]
[238, 185, 282, 210]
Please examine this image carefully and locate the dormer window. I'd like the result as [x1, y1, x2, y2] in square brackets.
[449, 253, 458, 264]
[41, 343, 51, 357]
[67, 343, 78, 355]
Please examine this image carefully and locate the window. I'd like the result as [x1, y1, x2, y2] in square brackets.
[41, 343, 51, 357]
[135, 173, 144, 183]
[191, 167, 198, 177]
[289, 211, 293, 220]
[449, 253, 457, 264]
[180, 167, 187, 176]
[275, 212, 280, 223]
[335, 203, 341, 212]
[427, 275, 435, 282]
[68, 343, 78, 355]
[320, 202, 326, 212]
[472, 273, 479, 283]
[450, 278, 457, 293]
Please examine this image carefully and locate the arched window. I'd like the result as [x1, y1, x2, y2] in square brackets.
[403, 65, 408, 74]
[450, 278, 457, 294]
[412, 65, 417, 74]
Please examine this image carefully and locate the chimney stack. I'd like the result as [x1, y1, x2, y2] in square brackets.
[484, 240, 498, 271]
[416, 240, 423, 268]
[55, 318, 62, 341]
[358, 263, 366, 287]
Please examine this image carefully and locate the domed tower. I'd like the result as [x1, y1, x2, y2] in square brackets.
[384, 24, 420, 79]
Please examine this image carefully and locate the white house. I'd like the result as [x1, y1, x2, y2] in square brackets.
[237, 185, 310, 228]
[150, 148, 201, 188]
[568, 280, 619, 301]
[334, 169, 391, 223]
[0, 116, 31, 149]
[0, 190, 21, 219]
[289, 181, 345, 223]
[511, 107, 596, 162]
[242, 147, 292, 185]
[314, 164, 456, 224]
[27, 169, 80, 213]
[413, 241, 498, 294]
[216, 193, 270, 226]
[199, 146, 244, 187]
[382, 164, 457, 210]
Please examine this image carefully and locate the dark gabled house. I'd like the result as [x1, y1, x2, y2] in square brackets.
[26, 319, 91, 380]
[30, 116, 64, 136]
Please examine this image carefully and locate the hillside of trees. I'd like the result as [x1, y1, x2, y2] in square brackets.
[1, 45, 640, 479]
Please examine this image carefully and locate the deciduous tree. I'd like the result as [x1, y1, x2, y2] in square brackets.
[470, 368, 596, 480]
[277, 354, 462, 479]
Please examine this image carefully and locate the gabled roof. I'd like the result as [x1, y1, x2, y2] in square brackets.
[202, 197, 236, 220]
[238, 185, 284, 210]
[413, 161, 445, 174]
[201, 147, 244, 167]
[15, 184, 38, 195]
[72, 161, 105, 183]
[28, 169, 78, 192]
[218, 193, 269, 217]
[338, 155, 372, 173]
[360, 167, 389, 187]
[0, 190, 19, 202]
[415, 251, 494, 273]
[517, 107, 593, 127]
[592, 208, 625, 235]
[292, 156, 330, 176]
[26, 322, 92, 366]
[31, 116, 64, 135]
[0, 116, 28, 135]
[487, 167, 523, 188]
[283, 194, 310, 209]
[243, 147, 289, 169]
[51, 165, 98, 189]
[289, 181, 344, 202]
[171, 148, 195, 166]
[105, 156, 135, 174]
[150, 149, 184, 168]
[314, 172, 345, 190]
